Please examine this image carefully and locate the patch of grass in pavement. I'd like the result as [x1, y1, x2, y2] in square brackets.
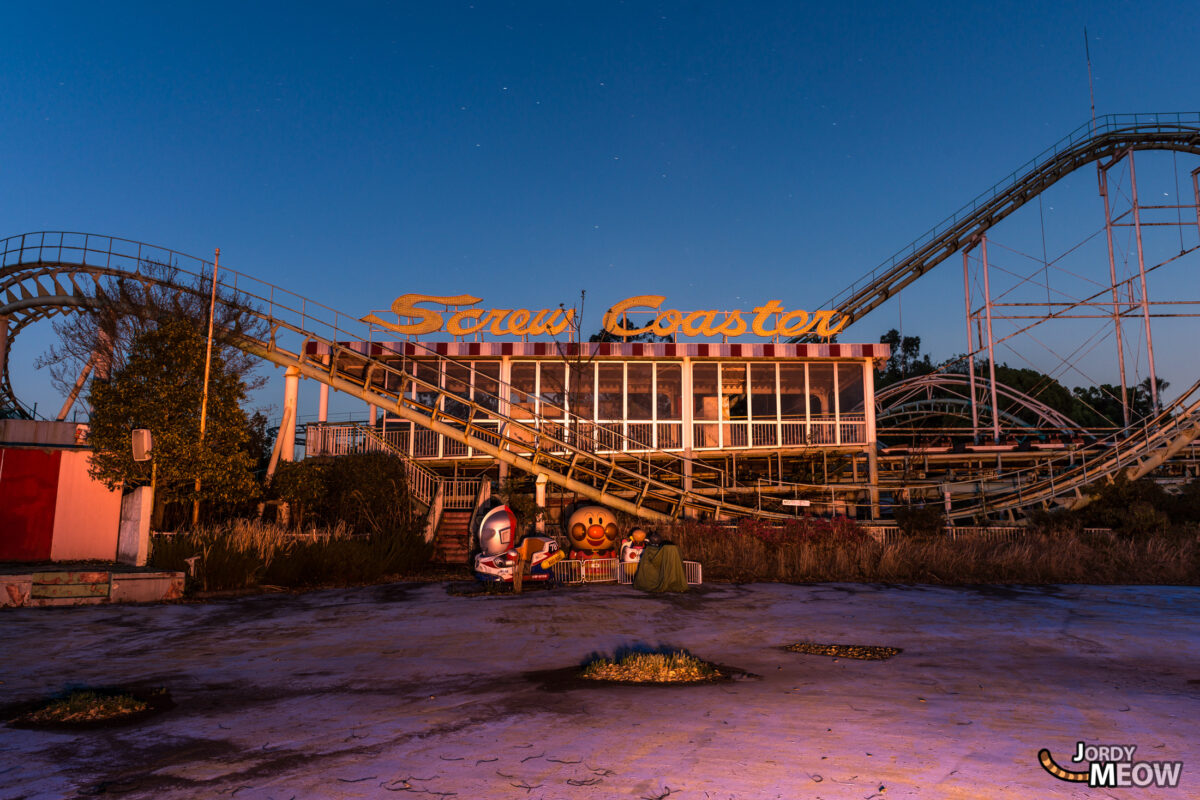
[786, 642, 902, 660]
[581, 651, 724, 683]
[18, 690, 149, 724]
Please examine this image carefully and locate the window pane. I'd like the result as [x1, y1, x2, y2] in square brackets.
[808, 363, 834, 416]
[627, 363, 653, 420]
[539, 363, 567, 419]
[656, 364, 682, 420]
[444, 362, 471, 420]
[569, 362, 594, 418]
[413, 361, 440, 411]
[750, 363, 777, 419]
[475, 361, 500, 412]
[692, 363, 719, 420]
[721, 364, 747, 420]
[838, 362, 865, 415]
[779, 364, 806, 418]
[511, 363, 536, 416]
[597, 363, 624, 420]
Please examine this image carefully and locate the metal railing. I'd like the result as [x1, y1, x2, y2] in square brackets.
[304, 421, 481, 509]
[861, 525, 1116, 544]
[796, 112, 1200, 338]
[1, 230, 788, 520]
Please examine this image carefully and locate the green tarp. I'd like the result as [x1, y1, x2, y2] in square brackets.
[632, 543, 688, 593]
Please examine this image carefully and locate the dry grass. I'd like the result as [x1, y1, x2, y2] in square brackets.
[20, 691, 148, 724]
[665, 519, 1200, 584]
[150, 519, 430, 592]
[786, 642, 902, 660]
[581, 651, 723, 683]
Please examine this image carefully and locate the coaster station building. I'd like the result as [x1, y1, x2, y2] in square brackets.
[298, 295, 890, 519]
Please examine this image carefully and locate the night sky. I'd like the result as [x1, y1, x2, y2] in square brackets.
[4, 1, 1198, 420]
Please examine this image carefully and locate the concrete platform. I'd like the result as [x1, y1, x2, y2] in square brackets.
[0, 582, 1196, 798]
[0, 565, 184, 607]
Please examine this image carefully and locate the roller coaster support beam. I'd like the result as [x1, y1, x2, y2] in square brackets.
[317, 355, 330, 423]
[0, 315, 8, 388]
[239, 337, 675, 523]
[56, 355, 93, 421]
[281, 366, 299, 462]
[1128, 151, 1160, 414]
[864, 364, 880, 518]
[795, 113, 1200, 343]
[980, 235, 1001, 443]
[962, 250, 981, 442]
[1192, 167, 1200, 239]
[1098, 160, 1132, 427]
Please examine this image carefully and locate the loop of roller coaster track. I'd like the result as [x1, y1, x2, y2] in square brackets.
[3, 113, 1199, 521]
[0, 234, 786, 522]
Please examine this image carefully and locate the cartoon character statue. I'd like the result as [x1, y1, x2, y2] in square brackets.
[473, 503, 562, 582]
[619, 527, 648, 578]
[566, 505, 620, 560]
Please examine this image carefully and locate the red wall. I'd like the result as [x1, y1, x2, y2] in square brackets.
[0, 448, 61, 561]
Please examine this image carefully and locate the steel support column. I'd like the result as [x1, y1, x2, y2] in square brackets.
[318, 355, 330, 423]
[0, 315, 8, 385]
[56, 356, 93, 421]
[962, 249, 981, 441]
[1192, 167, 1200, 246]
[1128, 150, 1160, 414]
[980, 235, 1001, 443]
[1098, 161, 1132, 426]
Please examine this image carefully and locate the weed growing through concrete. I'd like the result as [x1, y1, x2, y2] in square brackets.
[581, 651, 723, 683]
[786, 642, 902, 660]
[20, 690, 148, 724]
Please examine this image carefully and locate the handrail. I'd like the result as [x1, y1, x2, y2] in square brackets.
[0, 233, 792, 520]
[0, 234, 731, 489]
[351, 422, 442, 506]
[4, 112, 1199, 519]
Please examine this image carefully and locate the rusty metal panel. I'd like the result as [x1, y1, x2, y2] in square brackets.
[31, 571, 110, 599]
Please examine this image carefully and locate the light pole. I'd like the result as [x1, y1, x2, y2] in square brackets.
[193, 248, 220, 526]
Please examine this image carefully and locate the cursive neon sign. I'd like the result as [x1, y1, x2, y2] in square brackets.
[363, 294, 847, 339]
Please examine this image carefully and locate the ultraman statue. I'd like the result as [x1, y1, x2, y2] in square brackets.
[472, 503, 562, 582]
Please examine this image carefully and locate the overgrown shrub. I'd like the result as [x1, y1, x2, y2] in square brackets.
[272, 452, 419, 535]
[1073, 473, 1172, 537]
[495, 477, 546, 535]
[893, 504, 946, 538]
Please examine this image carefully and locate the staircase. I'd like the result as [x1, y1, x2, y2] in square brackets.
[432, 510, 472, 565]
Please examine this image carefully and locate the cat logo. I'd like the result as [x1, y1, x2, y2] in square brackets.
[1038, 742, 1182, 788]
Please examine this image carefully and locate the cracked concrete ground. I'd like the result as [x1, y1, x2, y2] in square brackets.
[1, 582, 1196, 799]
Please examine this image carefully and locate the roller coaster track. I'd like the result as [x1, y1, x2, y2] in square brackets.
[794, 112, 1200, 340]
[946, 377, 1200, 521]
[0, 232, 783, 522]
[875, 373, 1083, 436]
[3, 114, 1199, 522]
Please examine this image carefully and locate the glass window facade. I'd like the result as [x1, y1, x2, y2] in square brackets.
[380, 357, 871, 457]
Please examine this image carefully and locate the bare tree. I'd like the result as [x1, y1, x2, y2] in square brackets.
[36, 259, 267, 417]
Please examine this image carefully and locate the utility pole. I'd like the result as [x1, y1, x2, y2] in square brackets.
[193, 248, 220, 526]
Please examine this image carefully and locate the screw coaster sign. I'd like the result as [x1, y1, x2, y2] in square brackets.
[364, 294, 848, 340]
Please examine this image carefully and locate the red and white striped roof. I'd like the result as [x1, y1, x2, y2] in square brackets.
[306, 340, 890, 361]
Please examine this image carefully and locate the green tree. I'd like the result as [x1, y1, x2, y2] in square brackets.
[87, 317, 259, 523]
[878, 329, 934, 387]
